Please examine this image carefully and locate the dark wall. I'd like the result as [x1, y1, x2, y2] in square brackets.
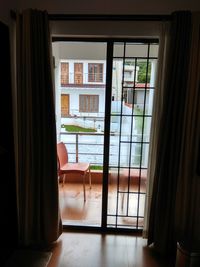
[17, 0, 200, 14]
[0, 21, 18, 264]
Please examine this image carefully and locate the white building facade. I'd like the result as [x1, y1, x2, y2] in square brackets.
[60, 59, 106, 119]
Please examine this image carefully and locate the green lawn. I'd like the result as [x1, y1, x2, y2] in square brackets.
[90, 165, 103, 171]
[62, 124, 96, 132]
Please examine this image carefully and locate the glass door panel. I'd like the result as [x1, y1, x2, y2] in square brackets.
[107, 41, 158, 230]
[53, 41, 107, 227]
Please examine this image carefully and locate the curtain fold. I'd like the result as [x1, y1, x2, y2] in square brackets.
[175, 12, 200, 250]
[16, 9, 62, 247]
[147, 11, 192, 255]
[143, 21, 170, 238]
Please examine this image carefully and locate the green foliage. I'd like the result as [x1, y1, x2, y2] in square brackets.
[90, 165, 103, 170]
[134, 107, 143, 131]
[63, 125, 96, 132]
[137, 61, 151, 83]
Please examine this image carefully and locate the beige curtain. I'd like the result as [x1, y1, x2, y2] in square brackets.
[143, 21, 170, 238]
[175, 12, 200, 250]
[147, 11, 192, 255]
[16, 9, 62, 247]
[145, 13, 200, 255]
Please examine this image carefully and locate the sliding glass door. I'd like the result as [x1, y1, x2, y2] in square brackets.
[53, 39, 159, 231]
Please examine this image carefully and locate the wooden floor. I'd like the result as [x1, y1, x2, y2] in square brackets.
[49, 183, 174, 267]
[47, 232, 174, 267]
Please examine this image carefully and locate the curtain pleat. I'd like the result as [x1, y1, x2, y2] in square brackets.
[175, 12, 200, 251]
[16, 9, 62, 247]
[147, 11, 192, 255]
[143, 21, 170, 238]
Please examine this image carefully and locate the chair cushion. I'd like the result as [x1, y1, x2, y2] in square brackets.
[60, 162, 90, 175]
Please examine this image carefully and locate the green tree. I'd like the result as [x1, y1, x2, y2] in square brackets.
[137, 61, 151, 83]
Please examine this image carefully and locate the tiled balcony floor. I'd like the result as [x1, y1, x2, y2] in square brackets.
[59, 182, 146, 228]
[59, 183, 102, 226]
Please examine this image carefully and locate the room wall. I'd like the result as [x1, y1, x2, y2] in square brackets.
[0, 0, 17, 25]
[0, 21, 18, 265]
[1, 0, 199, 257]
[1, 0, 198, 23]
[17, 0, 200, 14]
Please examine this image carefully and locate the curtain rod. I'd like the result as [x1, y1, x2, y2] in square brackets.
[48, 14, 172, 21]
[10, 10, 171, 21]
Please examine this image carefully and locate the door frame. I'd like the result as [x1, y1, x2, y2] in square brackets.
[53, 37, 158, 234]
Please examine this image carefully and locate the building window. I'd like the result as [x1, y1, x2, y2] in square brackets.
[74, 63, 83, 84]
[61, 62, 69, 86]
[79, 95, 99, 112]
[88, 63, 103, 82]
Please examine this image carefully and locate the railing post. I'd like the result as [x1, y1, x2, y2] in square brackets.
[76, 133, 78, 163]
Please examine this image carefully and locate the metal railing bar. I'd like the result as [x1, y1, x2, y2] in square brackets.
[110, 114, 152, 117]
[118, 191, 146, 195]
[107, 214, 144, 218]
[113, 56, 158, 60]
[120, 141, 150, 144]
[109, 166, 147, 170]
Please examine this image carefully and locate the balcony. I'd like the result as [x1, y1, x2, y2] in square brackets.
[61, 72, 106, 87]
[59, 131, 147, 228]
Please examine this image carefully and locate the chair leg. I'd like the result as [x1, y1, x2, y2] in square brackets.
[83, 174, 86, 202]
[62, 174, 66, 187]
[89, 168, 92, 189]
[121, 180, 126, 210]
[121, 193, 125, 210]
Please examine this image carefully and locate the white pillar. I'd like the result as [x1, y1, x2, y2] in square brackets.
[149, 60, 157, 115]
[143, 59, 157, 167]
[54, 59, 61, 142]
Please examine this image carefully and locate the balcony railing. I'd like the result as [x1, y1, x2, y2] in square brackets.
[61, 72, 105, 86]
[60, 132, 104, 166]
[60, 131, 149, 168]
